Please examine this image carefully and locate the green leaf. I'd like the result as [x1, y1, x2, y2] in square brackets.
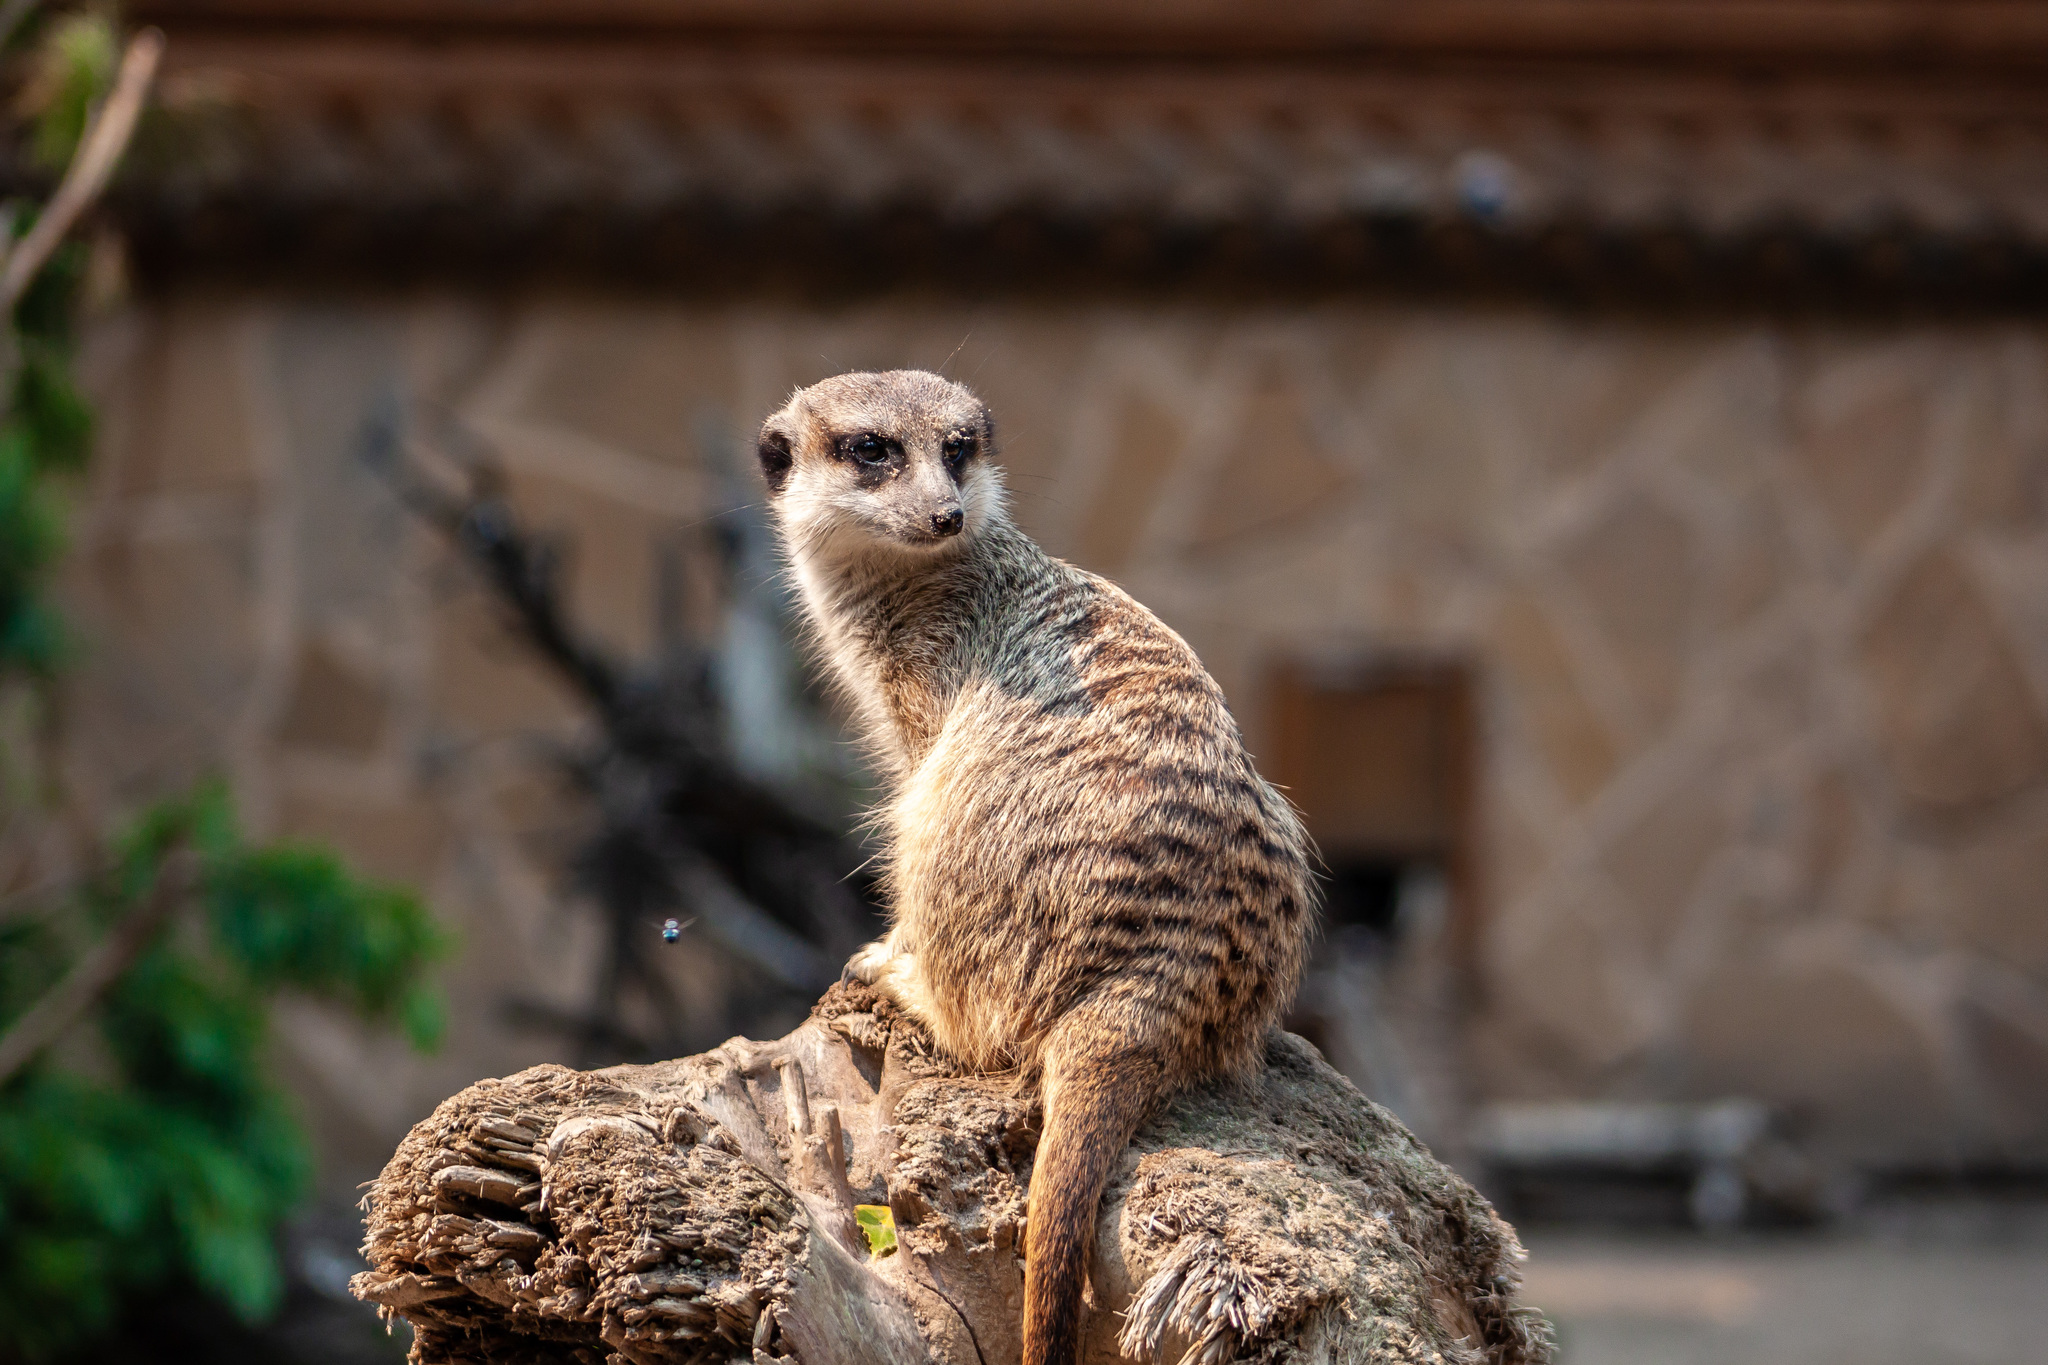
[401, 980, 448, 1052]
[13, 338, 93, 471]
[24, 14, 117, 172]
[1, 787, 448, 1357]
[854, 1203, 898, 1258]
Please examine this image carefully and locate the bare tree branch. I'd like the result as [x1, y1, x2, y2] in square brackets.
[0, 25, 163, 315]
[0, 848, 193, 1087]
[371, 418, 875, 1061]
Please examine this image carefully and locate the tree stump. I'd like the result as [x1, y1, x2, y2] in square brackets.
[352, 982, 1553, 1365]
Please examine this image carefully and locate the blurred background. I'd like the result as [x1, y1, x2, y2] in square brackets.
[3, 1, 2047, 1362]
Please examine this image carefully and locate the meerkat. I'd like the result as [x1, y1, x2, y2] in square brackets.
[756, 370, 1315, 1365]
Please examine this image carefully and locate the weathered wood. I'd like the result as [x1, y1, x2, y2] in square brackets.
[353, 982, 1553, 1365]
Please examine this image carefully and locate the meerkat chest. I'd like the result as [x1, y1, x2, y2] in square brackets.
[885, 720, 974, 931]
[880, 679, 1032, 932]
[884, 696, 1046, 1068]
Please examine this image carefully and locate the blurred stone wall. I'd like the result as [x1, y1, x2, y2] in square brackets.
[67, 292, 2048, 1180]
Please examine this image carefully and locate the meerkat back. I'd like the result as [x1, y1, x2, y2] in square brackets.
[757, 370, 1316, 1365]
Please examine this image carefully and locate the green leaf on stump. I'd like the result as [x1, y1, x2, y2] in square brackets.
[854, 1204, 898, 1258]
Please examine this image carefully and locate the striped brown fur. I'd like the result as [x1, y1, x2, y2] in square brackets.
[757, 371, 1315, 1365]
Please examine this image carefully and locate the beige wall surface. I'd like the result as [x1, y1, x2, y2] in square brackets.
[67, 291, 2048, 1179]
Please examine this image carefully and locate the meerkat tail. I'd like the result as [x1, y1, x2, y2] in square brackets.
[1023, 1033, 1166, 1365]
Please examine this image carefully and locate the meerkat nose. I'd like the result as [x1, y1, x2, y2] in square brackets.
[931, 507, 965, 537]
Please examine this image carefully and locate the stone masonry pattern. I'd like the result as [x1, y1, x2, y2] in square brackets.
[64, 293, 2048, 1178]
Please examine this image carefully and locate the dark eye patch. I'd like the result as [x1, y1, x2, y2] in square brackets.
[757, 432, 793, 492]
[835, 432, 899, 466]
[942, 432, 978, 467]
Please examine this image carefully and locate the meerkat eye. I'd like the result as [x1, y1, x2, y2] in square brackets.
[839, 433, 893, 467]
[942, 434, 977, 467]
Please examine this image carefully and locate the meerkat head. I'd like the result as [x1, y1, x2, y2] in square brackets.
[756, 370, 1000, 564]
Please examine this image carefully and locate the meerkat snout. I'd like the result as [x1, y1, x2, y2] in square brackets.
[930, 506, 964, 537]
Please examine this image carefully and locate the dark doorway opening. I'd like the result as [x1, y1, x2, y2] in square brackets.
[1264, 659, 1478, 964]
[1265, 657, 1479, 1152]
[1322, 855, 1412, 945]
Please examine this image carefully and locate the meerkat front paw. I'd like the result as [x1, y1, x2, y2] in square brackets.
[845, 938, 894, 985]
[845, 939, 932, 1021]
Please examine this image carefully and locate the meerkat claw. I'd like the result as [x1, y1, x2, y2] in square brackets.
[845, 938, 891, 986]
[846, 940, 928, 1019]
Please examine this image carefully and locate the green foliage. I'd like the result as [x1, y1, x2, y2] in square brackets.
[0, 419, 70, 673]
[0, 9, 116, 677]
[22, 12, 116, 173]
[0, 239, 89, 676]
[0, 789, 449, 1359]
[0, 11, 453, 1361]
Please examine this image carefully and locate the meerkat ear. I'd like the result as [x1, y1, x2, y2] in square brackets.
[757, 430, 794, 493]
